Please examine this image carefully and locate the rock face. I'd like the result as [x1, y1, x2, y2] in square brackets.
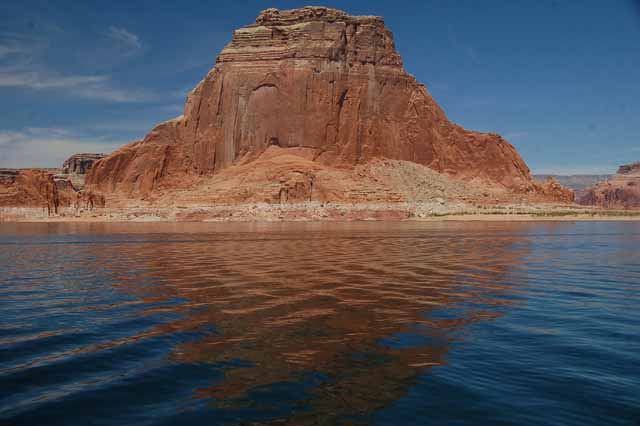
[0, 169, 63, 213]
[62, 153, 105, 175]
[0, 166, 106, 215]
[617, 162, 640, 176]
[60, 153, 105, 190]
[87, 6, 540, 197]
[0, 150, 105, 216]
[533, 177, 575, 203]
[579, 162, 640, 209]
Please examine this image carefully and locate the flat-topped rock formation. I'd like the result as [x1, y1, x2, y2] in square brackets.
[59, 153, 105, 190]
[62, 153, 105, 175]
[617, 162, 640, 175]
[579, 162, 640, 209]
[86, 6, 559, 201]
[533, 174, 611, 192]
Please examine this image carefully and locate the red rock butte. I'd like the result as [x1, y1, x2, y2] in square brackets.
[579, 162, 640, 209]
[87, 6, 553, 199]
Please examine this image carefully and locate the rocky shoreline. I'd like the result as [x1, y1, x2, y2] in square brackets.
[2, 202, 638, 223]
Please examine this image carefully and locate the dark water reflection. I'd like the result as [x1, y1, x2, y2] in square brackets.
[1, 222, 639, 425]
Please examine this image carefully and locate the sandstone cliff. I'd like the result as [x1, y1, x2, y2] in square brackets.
[0, 153, 106, 215]
[578, 162, 640, 209]
[87, 6, 542, 199]
[0, 169, 65, 214]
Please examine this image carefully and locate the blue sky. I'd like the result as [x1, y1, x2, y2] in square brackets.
[1, 0, 639, 174]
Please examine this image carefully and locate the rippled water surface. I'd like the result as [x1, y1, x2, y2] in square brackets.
[1, 221, 639, 425]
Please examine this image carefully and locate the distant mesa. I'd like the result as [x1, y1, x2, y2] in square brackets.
[617, 162, 640, 176]
[62, 153, 106, 176]
[533, 174, 612, 192]
[59, 153, 106, 191]
[578, 162, 640, 209]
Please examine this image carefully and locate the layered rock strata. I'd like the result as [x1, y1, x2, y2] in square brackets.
[58, 153, 105, 190]
[579, 162, 640, 208]
[87, 6, 544, 199]
[0, 155, 106, 215]
[0, 169, 65, 214]
[62, 153, 105, 175]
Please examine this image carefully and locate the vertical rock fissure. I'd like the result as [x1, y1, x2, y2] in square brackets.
[215, 75, 225, 125]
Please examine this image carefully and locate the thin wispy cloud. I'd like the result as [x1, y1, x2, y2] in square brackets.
[0, 32, 42, 66]
[0, 70, 154, 102]
[0, 127, 121, 168]
[0, 72, 106, 89]
[0, 130, 26, 147]
[107, 26, 142, 54]
[0, 45, 23, 58]
[0, 28, 152, 102]
[78, 85, 154, 102]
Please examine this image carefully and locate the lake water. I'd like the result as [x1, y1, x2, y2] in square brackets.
[1, 221, 639, 425]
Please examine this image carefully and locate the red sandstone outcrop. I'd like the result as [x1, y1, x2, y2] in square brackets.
[86, 6, 546, 199]
[0, 169, 66, 214]
[530, 178, 575, 203]
[0, 159, 106, 215]
[578, 162, 640, 209]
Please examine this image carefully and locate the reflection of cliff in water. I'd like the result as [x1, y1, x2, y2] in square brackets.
[86, 223, 534, 422]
